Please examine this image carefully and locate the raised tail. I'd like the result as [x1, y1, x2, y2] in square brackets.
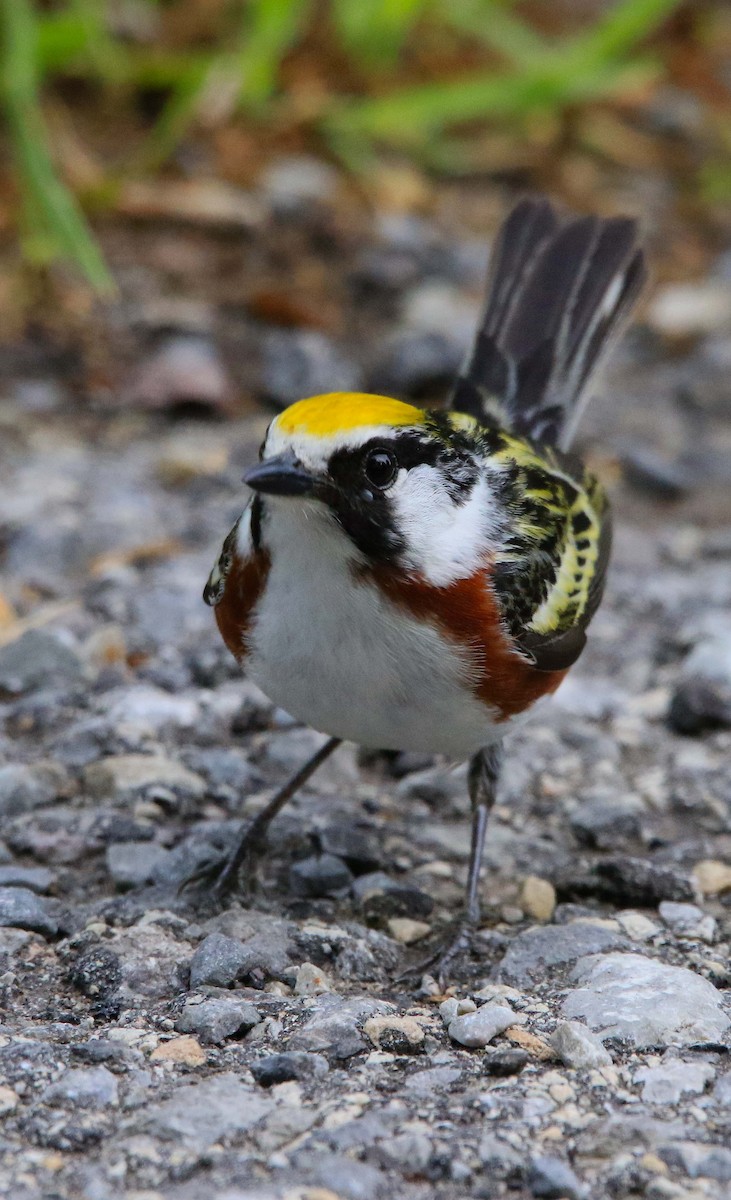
[449, 197, 646, 450]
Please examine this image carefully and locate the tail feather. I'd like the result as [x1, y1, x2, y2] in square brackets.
[450, 197, 646, 450]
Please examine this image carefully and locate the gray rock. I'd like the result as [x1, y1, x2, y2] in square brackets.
[448, 1004, 523, 1048]
[143, 1073, 273, 1150]
[288, 994, 391, 1059]
[368, 329, 463, 397]
[176, 996, 261, 1044]
[250, 1051, 329, 1087]
[483, 1048, 530, 1076]
[0, 763, 61, 815]
[189, 933, 251, 988]
[0, 887, 58, 937]
[0, 865, 55, 893]
[659, 1141, 731, 1182]
[261, 329, 362, 409]
[658, 900, 716, 942]
[558, 857, 695, 906]
[0, 630, 84, 694]
[550, 1021, 613, 1069]
[713, 1073, 731, 1105]
[352, 871, 434, 924]
[126, 333, 233, 413]
[563, 953, 731, 1048]
[84, 754, 205, 800]
[478, 1132, 524, 1176]
[105, 841, 171, 890]
[499, 922, 628, 987]
[636, 1058, 715, 1103]
[528, 1156, 586, 1199]
[669, 628, 731, 734]
[569, 797, 642, 849]
[44, 1066, 118, 1108]
[403, 1065, 462, 1093]
[289, 852, 353, 898]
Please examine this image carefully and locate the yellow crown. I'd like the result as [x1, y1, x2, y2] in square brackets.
[275, 392, 426, 439]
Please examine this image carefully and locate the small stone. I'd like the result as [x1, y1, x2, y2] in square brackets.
[363, 1015, 425, 1054]
[616, 912, 660, 942]
[557, 857, 694, 907]
[649, 280, 731, 338]
[569, 798, 642, 850]
[503, 1027, 555, 1060]
[250, 1051, 329, 1087]
[0, 887, 58, 937]
[563, 953, 730, 1048]
[659, 901, 716, 942]
[289, 853, 353, 898]
[499, 922, 628, 987]
[0, 1085, 19, 1114]
[439, 997, 476, 1025]
[386, 917, 431, 944]
[636, 1059, 715, 1104]
[528, 1155, 586, 1199]
[0, 630, 84, 694]
[142, 1074, 273, 1150]
[150, 1035, 206, 1066]
[0, 865, 55, 893]
[175, 997, 261, 1044]
[659, 1142, 731, 1183]
[44, 1066, 118, 1108]
[693, 859, 731, 896]
[126, 333, 234, 414]
[550, 1021, 612, 1069]
[105, 841, 171, 890]
[84, 754, 205, 800]
[352, 872, 434, 924]
[294, 962, 332, 996]
[188, 933, 250, 988]
[520, 876, 556, 921]
[288, 995, 391, 1059]
[483, 1048, 530, 1076]
[0, 763, 62, 815]
[448, 1004, 524, 1049]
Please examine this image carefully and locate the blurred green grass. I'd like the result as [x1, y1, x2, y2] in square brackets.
[0, 0, 712, 290]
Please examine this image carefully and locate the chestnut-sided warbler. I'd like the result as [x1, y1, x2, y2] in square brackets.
[191, 197, 646, 973]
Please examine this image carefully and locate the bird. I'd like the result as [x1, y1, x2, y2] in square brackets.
[188, 196, 646, 975]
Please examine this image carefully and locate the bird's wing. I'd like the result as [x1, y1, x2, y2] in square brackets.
[486, 432, 611, 672]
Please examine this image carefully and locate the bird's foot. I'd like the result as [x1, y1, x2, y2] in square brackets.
[397, 918, 478, 990]
[177, 824, 265, 906]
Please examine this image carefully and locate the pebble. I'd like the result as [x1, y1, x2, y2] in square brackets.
[386, 917, 431, 944]
[150, 1035, 206, 1066]
[563, 953, 731, 1047]
[659, 1142, 731, 1183]
[250, 1051, 329, 1087]
[0, 762, 62, 815]
[126, 333, 234, 413]
[288, 995, 391, 1060]
[520, 876, 557, 921]
[289, 853, 354, 898]
[43, 1066, 118, 1108]
[559, 857, 694, 907]
[0, 630, 84, 694]
[658, 901, 716, 942]
[142, 1073, 273, 1150]
[617, 912, 661, 942]
[0, 1085, 19, 1115]
[550, 1021, 613, 1069]
[175, 996, 261, 1044]
[363, 1016, 425, 1054]
[498, 922, 628, 987]
[569, 797, 642, 849]
[648, 280, 731, 338]
[294, 962, 332, 996]
[636, 1059, 715, 1104]
[528, 1155, 587, 1199]
[189, 932, 253, 988]
[84, 754, 206, 801]
[0, 865, 55, 893]
[448, 1004, 524, 1049]
[483, 1048, 530, 1076]
[0, 886, 59, 937]
[692, 859, 731, 896]
[105, 841, 171, 890]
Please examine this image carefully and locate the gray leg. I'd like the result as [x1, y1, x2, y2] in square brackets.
[465, 743, 503, 925]
[182, 736, 342, 902]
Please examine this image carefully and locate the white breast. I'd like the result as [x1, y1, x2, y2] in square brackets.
[242, 501, 502, 759]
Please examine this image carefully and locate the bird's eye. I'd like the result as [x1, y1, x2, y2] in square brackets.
[364, 448, 398, 490]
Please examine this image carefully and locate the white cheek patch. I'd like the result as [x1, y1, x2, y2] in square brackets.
[393, 469, 500, 586]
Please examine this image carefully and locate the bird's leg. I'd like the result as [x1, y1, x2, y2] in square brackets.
[181, 736, 342, 902]
[403, 743, 503, 987]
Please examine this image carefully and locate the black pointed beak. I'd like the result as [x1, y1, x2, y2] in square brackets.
[243, 451, 320, 497]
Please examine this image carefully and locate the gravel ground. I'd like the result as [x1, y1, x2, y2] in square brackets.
[1, 182, 730, 1200]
